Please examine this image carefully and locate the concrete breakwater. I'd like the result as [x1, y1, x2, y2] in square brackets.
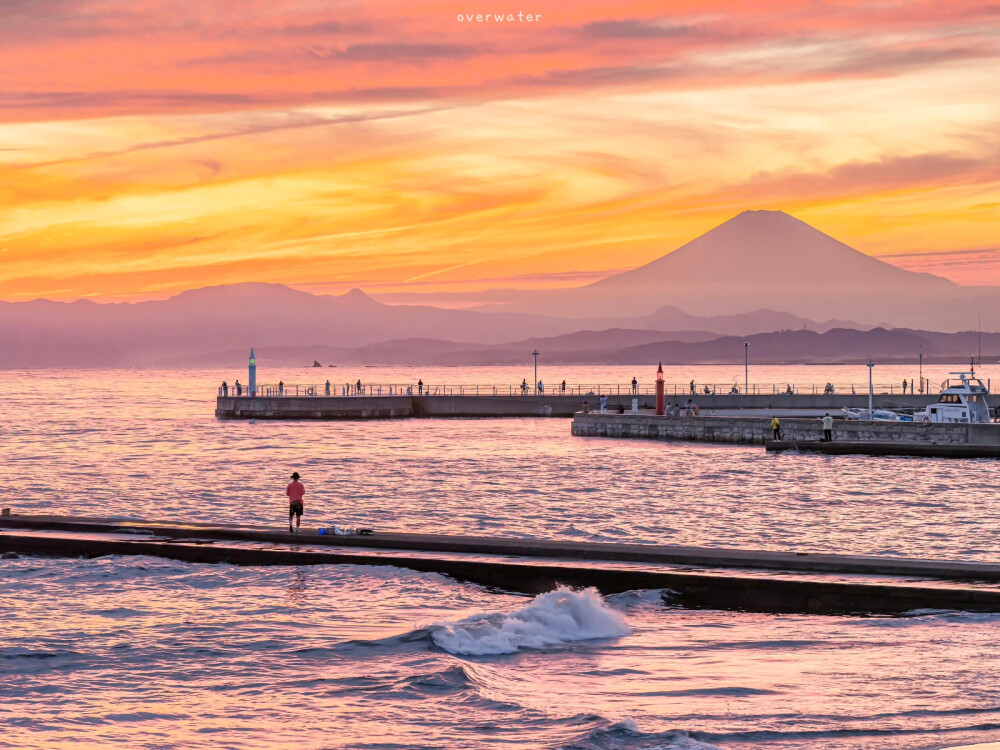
[8, 513, 1000, 581]
[216, 394, 649, 419]
[7, 515, 1000, 614]
[572, 412, 1000, 447]
[217, 392, 939, 420]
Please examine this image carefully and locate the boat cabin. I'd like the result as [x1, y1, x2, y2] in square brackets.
[920, 372, 992, 424]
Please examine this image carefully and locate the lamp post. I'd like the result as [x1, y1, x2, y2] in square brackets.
[918, 345, 923, 394]
[867, 358, 874, 418]
[532, 349, 539, 394]
[744, 341, 749, 395]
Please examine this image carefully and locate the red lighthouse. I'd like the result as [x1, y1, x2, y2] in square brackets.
[655, 362, 665, 415]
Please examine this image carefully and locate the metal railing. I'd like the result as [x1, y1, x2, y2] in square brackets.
[216, 380, 972, 398]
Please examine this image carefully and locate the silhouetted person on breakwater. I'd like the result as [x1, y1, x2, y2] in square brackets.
[287, 472, 305, 534]
[631, 377, 638, 394]
[418, 379, 423, 395]
[221, 381, 228, 397]
[325, 380, 331, 396]
[235, 380, 242, 396]
[561, 380, 566, 394]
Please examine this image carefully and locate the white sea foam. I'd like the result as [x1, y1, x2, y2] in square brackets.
[429, 586, 630, 655]
[559, 719, 725, 750]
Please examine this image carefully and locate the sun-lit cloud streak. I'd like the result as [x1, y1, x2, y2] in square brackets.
[0, 1, 998, 301]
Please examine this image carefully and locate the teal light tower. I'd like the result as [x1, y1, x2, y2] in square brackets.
[248, 348, 257, 396]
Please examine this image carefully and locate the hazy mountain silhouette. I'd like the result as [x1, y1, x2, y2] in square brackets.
[3, 209, 994, 367]
[0, 282, 865, 368]
[0, 284, 566, 367]
[478, 210, 998, 330]
[626, 305, 865, 336]
[150, 326, 999, 368]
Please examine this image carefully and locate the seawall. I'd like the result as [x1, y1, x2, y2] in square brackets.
[571, 412, 1000, 446]
[216, 393, 940, 420]
[216, 395, 415, 419]
[7, 514, 1000, 615]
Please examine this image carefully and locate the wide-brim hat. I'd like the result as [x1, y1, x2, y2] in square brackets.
[290, 472, 300, 480]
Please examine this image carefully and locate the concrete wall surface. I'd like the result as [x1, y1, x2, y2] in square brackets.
[572, 412, 986, 446]
[412, 394, 648, 417]
[217, 394, 648, 419]
[660, 393, 940, 410]
[216, 396, 413, 419]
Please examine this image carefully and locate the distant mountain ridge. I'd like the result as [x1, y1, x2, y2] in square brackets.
[2, 209, 996, 367]
[0, 282, 866, 368]
[152, 326, 997, 368]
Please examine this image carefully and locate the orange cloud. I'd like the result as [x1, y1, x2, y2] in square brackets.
[0, 0, 997, 300]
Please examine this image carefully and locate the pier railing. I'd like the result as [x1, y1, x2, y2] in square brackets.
[216, 381, 961, 398]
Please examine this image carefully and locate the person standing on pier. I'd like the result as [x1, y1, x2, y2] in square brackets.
[537, 380, 544, 395]
[902, 379, 908, 395]
[287, 472, 305, 534]
[690, 380, 695, 395]
[325, 380, 331, 396]
[418, 379, 423, 395]
[771, 416, 781, 440]
[221, 381, 228, 397]
[631, 377, 638, 394]
[561, 380, 566, 394]
[235, 380, 242, 396]
[278, 380, 284, 396]
[822, 413, 834, 442]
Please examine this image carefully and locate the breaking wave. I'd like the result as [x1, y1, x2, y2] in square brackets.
[429, 586, 630, 656]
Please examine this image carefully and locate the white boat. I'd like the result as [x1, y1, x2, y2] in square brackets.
[913, 372, 992, 424]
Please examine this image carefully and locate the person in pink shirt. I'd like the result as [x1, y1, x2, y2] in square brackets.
[286, 472, 305, 533]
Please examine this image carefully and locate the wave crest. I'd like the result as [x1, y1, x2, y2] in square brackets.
[430, 586, 630, 656]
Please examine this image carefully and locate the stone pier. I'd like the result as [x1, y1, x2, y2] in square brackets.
[571, 412, 1000, 447]
[216, 393, 942, 420]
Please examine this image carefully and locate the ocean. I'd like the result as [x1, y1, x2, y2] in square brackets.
[2, 366, 1000, 750]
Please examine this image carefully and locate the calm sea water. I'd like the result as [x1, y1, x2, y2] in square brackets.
[3, 367, 1000, 749]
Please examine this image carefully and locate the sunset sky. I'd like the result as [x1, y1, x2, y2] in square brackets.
[1, 0, 998, 302]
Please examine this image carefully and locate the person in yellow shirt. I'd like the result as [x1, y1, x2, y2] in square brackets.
[770, 416, 781, 440]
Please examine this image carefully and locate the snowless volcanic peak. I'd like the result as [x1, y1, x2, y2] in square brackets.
[487, 208, 995, 329]
[602, 209, 938, 289]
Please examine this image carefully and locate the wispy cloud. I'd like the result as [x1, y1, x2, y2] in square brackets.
[0, 0, 998, 300]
